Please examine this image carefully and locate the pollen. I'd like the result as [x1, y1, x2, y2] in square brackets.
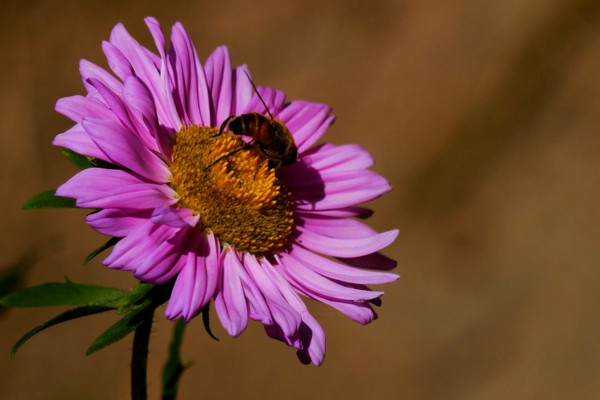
[169, 125, 295, 254]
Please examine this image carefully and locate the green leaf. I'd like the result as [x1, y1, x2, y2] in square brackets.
[115, 282, 154, 313]
[0, 280, 128, 307]
[86, 301, 150, 355]
[22, 190, 76, 209]
[9, 305, 112, 359]
[161, 319, 188, 400]
[87, 283, 172, 355]
[84, 237, 121, 264]
[60, 148, 93, 169]
[202, 302, 219, 341]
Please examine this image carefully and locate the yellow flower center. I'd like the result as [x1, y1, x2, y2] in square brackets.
[169, 125, 294, 254]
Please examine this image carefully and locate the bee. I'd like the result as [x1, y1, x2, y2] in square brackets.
[204, 72, 297, 172]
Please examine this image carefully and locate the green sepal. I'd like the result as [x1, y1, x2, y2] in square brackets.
[60, 148, 94, 169]
[22, 190, 76, 209]
[9, 305, 113, 359]
[86, 283, 172, 355]
[0, 279, 128, 308]
[113, 282, 155, 313]
[84, 237, 122, 265]
[161, 319, 189, 400]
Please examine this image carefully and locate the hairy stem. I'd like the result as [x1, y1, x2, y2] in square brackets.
[131, 311, 153, 400]
[161, 319, 187, 400]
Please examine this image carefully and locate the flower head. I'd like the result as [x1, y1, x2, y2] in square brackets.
[54, 17, 399, 365]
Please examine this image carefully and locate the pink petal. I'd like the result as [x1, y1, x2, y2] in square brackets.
[103, 221, 177, 272]
[278, 101, 334, 153]
[86, 77, 151, 144]
[316, 297, 377, 325]
[214, 247, 249, 336]
[144, 17, 166, 59]
[199, 231, 221, 308]
[295, 226, 399, 258]
[286, 244, 399, 284]
[298, 143, 373, 172]
[150, 206, 199, 228]
[109, 22, 182, 131]
[260, 259, 326, 365]
[277, 253, 383, 301]
[242, 86, 287, 116]
[168, 23, 211, 126]
[86, 208, 152, 237]
[243, 255, 302, 340]
[109, 23, 160, 88]
[273, 257, 378, 325]
[79, 59, 122, 98]
[55, 95, 113, 123]
[102, 41, 134, 81]
[233, 253, 272, 324]
[204, 46, 233, 125]
[231, 65, 253, 116]
[122, 76, 165, 153]
[286, 169, 392, 211]
[165, 250, 199, 320]
[337, 252, 398, 271]
[164, 232, 219, 321]
[82, 118, 169, 183]
[144, 17, 185, 132]
[133, 228, 189, 284]
[295, 313, 326, 365]
[56, 168, 176, 209]
[53, 124, 107, 160]
[298, 214, 378, 238]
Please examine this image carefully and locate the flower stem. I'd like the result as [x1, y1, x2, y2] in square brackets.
[131, 311, 154, 400]
[161, 319, 187, 400]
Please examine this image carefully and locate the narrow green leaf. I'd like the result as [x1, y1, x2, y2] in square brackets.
[115, 283, 155, 312]
[22, 190, 76, 209]
[94, 282, 156, 314]
[60, 148, 93, 169]
[84, 237, 121, 264]
[86, 299, 152, 355]
[161, 319, 188, 400]
[9, 305, 112, 359]
[0, 281, 128, 307]
[202, 302, 219, 341]
[87, 283, 172, 355]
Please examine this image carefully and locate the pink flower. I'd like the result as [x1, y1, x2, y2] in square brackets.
[54, 17, 398, 365]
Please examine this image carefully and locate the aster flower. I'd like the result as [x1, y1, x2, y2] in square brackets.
[53, 17, 399, 366]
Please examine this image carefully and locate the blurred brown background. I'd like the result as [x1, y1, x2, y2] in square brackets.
[1, 0, 600, 399]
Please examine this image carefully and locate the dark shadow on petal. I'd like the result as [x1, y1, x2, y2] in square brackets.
[337, 252, 398, 271]
[280, 160, 326, 210]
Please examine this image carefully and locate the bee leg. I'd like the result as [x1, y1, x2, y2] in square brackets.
[211, 115, 235, 137]
[204, 142, 256, 172]
[253, 158, 269, 180]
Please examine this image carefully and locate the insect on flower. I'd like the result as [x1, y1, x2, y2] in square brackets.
[53, 18, 399, 366]
[204, 72, 298, 172]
